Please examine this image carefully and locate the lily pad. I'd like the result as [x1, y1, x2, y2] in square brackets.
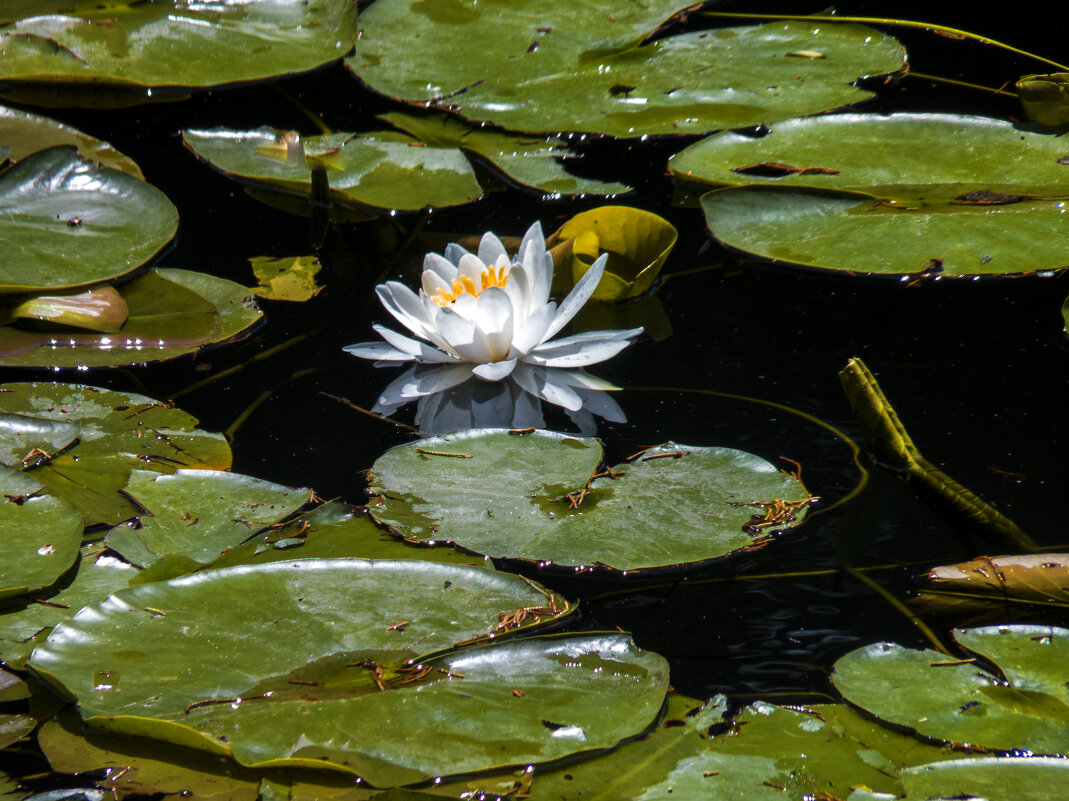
[0, 147, 178, 295]
[0, 670, 30, 703]
[210, 500, 491, 571]
[0, 268, 262, 368]
[10, 285, 128, 333]
[379, 111, 630, 196]
[0, 383, 232, 526]
[249, 256, 322, 302]
[701, 185, 1069, 276]
[0, 105, 143, 177]
[0, 544, 139, 670]
[1017, 74, 1069, 127]
[367, 430, 812, 571]
[0, 412, 78, 466]
[348, 3, 905, 138]
[182, 128, 484, 213]
[25, 561, 670, 785]
[915, 554, 1069, 615]
[0, 714, 34, 750]
[0, 467, 83, 602]
[0, 0, 358, 101]
[671, 113, 1069, 201]
[105, 470, 313, 571]
[547, 206, 677, 301]
[902, 756, 1069, 801]
[831, 625, 1069, 754]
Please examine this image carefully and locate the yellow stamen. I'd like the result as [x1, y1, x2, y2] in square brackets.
[430, 265, 509, 307]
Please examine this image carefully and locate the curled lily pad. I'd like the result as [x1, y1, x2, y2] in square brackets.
[349, 2, 905, 138]
[0, 383, 231, 526]
[368, 429, 812, 571]
[547, 206, 677, 301]
[379, 111, 631, 197]
[0, 147, 178, 295]
[0, 268, 262, 368]
[11, 285, 128, 333]
[1017, 74, 1069, 126]
[914, 554, 1069, 616]
[182, 127, 483, 213]
[106, 470, 313, 571]
[831, 625, 1069, 754]
[0, 0, 358, 102]
[0, 105, 143, 177]
[0, 467, 83, 602]
[671, 113, 1069, 201]
[21, 560, 672, 786]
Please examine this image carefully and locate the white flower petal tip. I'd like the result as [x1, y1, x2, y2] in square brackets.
[344, 223, 640, 376]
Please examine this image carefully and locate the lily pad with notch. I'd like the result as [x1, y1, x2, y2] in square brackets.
[0, 0, 358, 106]
[367, 429, 812, 571]
[831, 624, 1069, 754]
[182, 127, 484, 214]
[0, 382, 232, 526]
[0, 146, 178, 295]
[27, 560, 670, 784]
[349, 1, 906, 138]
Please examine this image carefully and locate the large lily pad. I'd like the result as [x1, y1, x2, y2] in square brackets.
[0, 1, 358, 100]
[182, 128, 484, 213]
[105, 470, 312, 571]
[378, 111, 630, 197]
[701, 185, 1069, 276]
[27, 561, 670, 785]
[0, 383, 232, 526]
[0, 268, 262, 368]
[0, 105, 142, 177]
[0, 147, 178, 295]
[348, 2, 905, 138]
[914, 554, 1069, 617]
[831, 625, 1069, 754]
[367, 429, 812, 571]
[0, 467, 83, 602]
[671, 113, 1069, 201]
[902, 756, 1069, 801]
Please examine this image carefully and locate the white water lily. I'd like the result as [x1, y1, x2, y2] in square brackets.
[343, 222, 642, 382]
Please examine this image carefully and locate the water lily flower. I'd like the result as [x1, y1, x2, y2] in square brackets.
[343, 222, 642, 382]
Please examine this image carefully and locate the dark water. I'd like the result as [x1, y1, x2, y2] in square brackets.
[7, 2, 1069, 710]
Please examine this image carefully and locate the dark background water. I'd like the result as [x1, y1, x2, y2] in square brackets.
[6, 2, 1069, 705]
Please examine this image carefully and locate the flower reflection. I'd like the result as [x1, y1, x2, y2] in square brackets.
[371, 362, 627, 435]
[343, 222, 641, 382]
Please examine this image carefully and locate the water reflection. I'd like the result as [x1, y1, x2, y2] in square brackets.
[370, 363, 626, 435]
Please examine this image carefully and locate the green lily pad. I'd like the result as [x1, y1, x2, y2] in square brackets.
[0, 383, 231, 526]
[0, 714, 34, 750]
[0, 0, 358, 101]
[249, 256, 322, 302]
[182, 128, 484, 213]
[701, 186, 1069, 276]
[11, 285, 128, 333]
[0, 412, 78, 466]
[0, 104, 143, 178]
[105, 470, 312, 571]
[1, 467, 83, 602]
[210, 500, 491, 571]
[23, 561, 669, 785]
[547, 206, 677, 300]
[348, 2, 905, 138]
[368, 430, 811, 571]
[0, 543, 139, 670]
[914, 554, 1069, 616]
[1017, 73, 1069, 127]
[831, 625, 1069, 754]
[0, 146, 178, 295]
[902, 756, 1069, 801]
[0, 268, 262, 368]
[670, 113, 1069, 201]
[0, 670, 30, 703]
[379, 111, 630, 196]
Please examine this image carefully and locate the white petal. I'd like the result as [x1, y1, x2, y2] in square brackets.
[342, 341, 417, 362]
[423, 252, 458, 283]
[457, 253, 487, 283]
[526, 330, 640, 368]
[520, 224, 552, 309]
[472, 286, 514, 361]
[512, 363, 583, 411]
[421, 268, 454, 301]
[435, 307, 495, 363]
[472, 358, 517, 382]
[371, 324, 455, 363]
[398, 363, 475, 398]
[444, 242, 469, 267]
[377, 282, 436, 341]
[478, 231, 509, 268]
[542, 252, 608, 342]
[509, 302, 556, 357]
[503, 261, 532, 323]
